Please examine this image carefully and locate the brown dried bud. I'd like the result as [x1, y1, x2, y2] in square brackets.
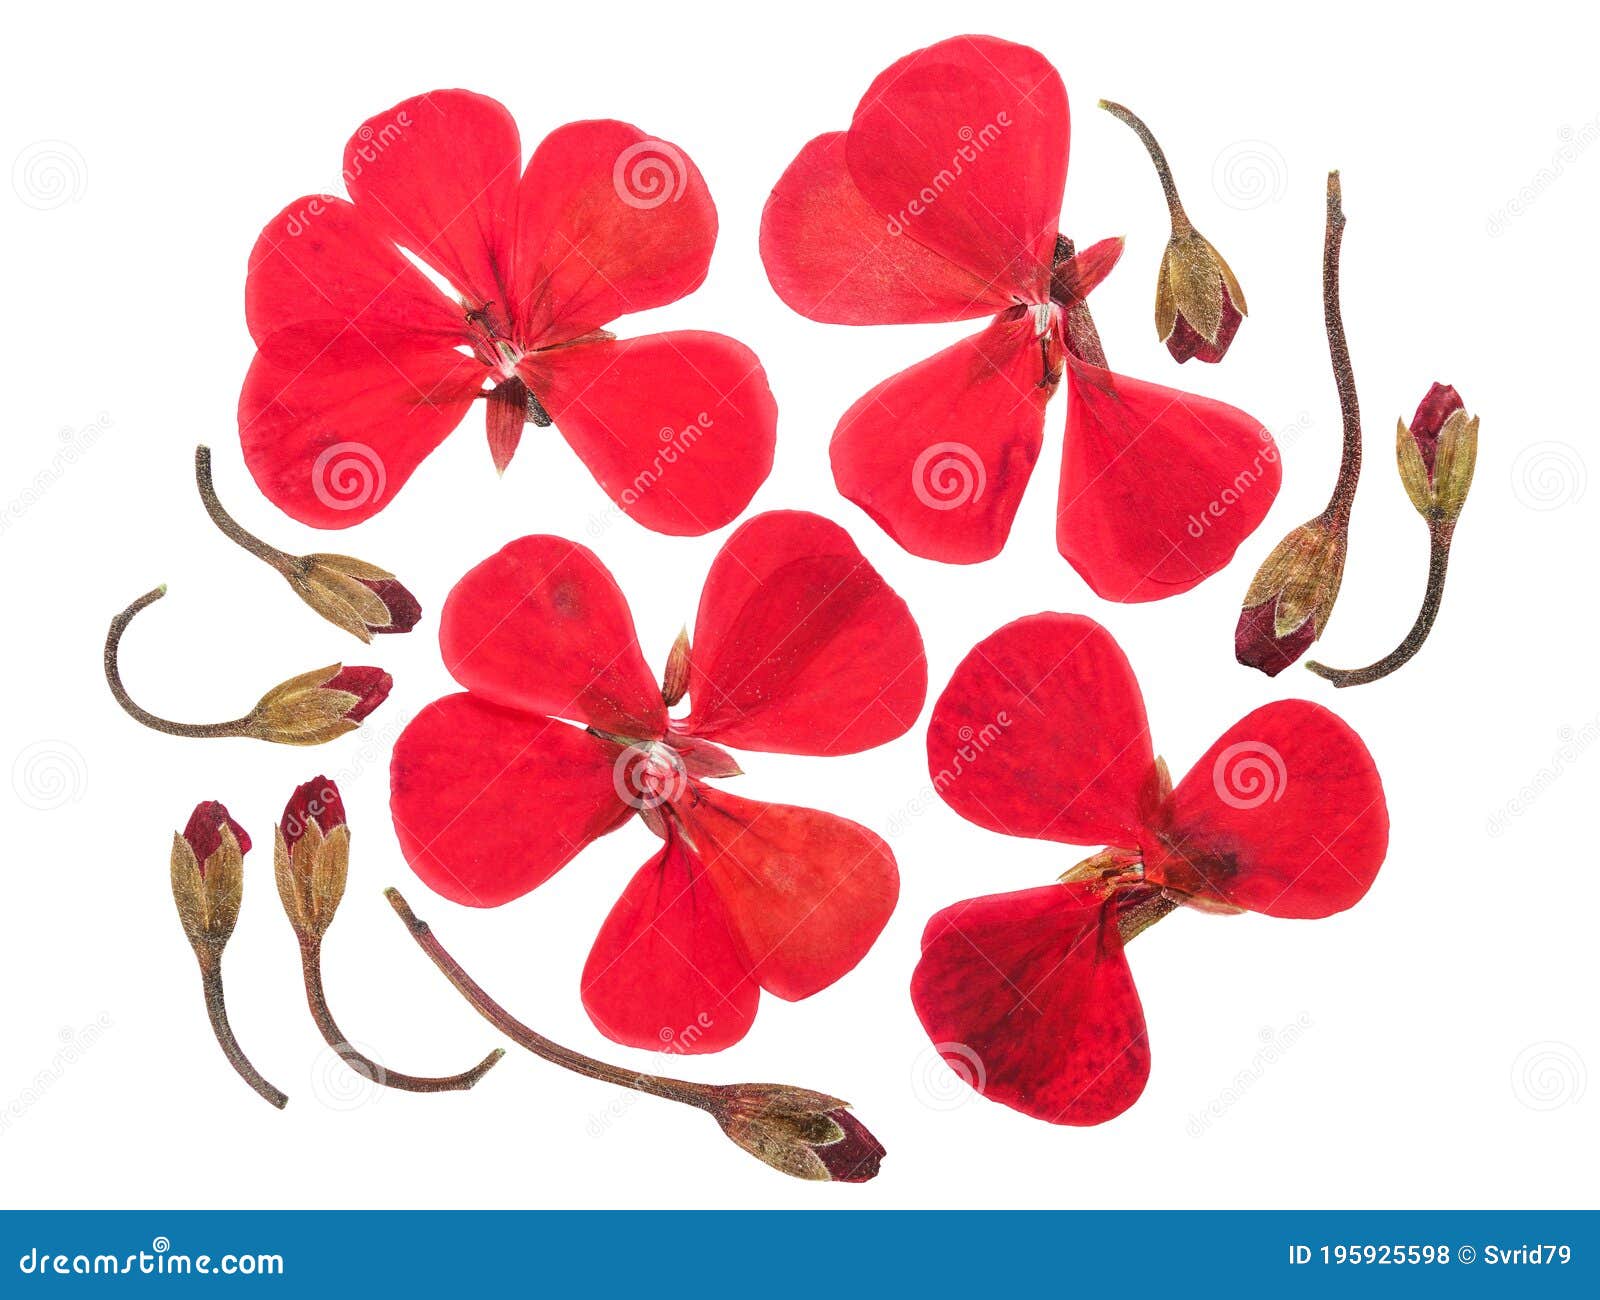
[1156, 230, 1247, 364]
[661, 628, 691, 708]
[704, 1084, 885, 1182]
[244, 665, 392, 745]
[273, 776, 349, 939]
[1235, 521, 1348, 676]
[1397, 383, 1478, 523]
[288, 554, 422, 644]
[171, 801, 249, 956]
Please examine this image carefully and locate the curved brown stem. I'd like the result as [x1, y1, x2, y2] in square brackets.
[298, 937, 503, 1092]
[1306, 521, 1454, 687]
[195, 445, 293, 573]
[1318, 172, 1363, 531]
[199, 956, 288, 1109]
[383, 888, 713, 1109]
[104, 588, 252, 738]
[1099, 100, 1189, 231]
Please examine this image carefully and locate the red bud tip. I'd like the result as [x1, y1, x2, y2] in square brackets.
[365, 578, 422, 635]
[1407, 382, 1465, 475]
[814, 1109, 887, 1183]
[182, 800, 251, 868]
[1234, 598, 1317, 677]
[324, 667, 392, 721]
[1168, 286, 1244, 364]
[281, 775, 347, 850]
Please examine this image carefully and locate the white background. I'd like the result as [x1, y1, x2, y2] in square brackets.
[2, 0, 1594, 1209]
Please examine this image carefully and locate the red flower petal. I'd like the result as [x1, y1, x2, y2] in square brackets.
[390, 694, 632, 907]
[238, 337, 486, 528]
[759, 132, 1010, 325]
[438, 534, 666, 739]
[581, 829, 758, 1054]
[927, 613, 1154, 847]
[846, 36, 1068, 298]
[911, 883, 1149, 1125]
[343, 90, 520, 309]
[831, 313, 1049, 563]
[244, 196, 465, 356]
[1142, 701, 1389, 918]
[524, 331, 776, 536]
[684, 511, 927, 756]
[1057, 353, 1281, 602]
[679, 786, 897, 1001]
[512, 120, 717, 347]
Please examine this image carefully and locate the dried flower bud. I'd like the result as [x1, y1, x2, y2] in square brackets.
[274, 776, 350, 939]
[171, 801, 249, 955]
[704, 1084, 885, 1182]
[288, 554, 422, 643]
[661, 628, 691, 708]
[1396, 383, 1478, 523]
[244, 665, 392, 745]
[1157, 230, 1247, 364]
[1235, 521, 1348, 676]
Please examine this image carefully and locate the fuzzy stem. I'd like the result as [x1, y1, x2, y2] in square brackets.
[1305, 520, 1454, 687]
[194, 445, 294, 573]
[104, 588, 252, 738]
[1318, 172, 1363, 531]
[198, 954, 288, 1109]
[298, 936, 504, 1092]
[1099, 100, 1190, 233]
[383, 888, 714, 1109]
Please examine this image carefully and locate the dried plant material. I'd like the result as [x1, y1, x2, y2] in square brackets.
[759, 36, 1278, 594]
[170, 802, 287, 1109]
[1308, 386, 1479, 687]
[386, 888, 883, 1183]
[274, 777, 503, 1093]
[196, 446, 420, 643]
[237, 93, 774, 534]
[1099, 100, 1247, 363]
[915, 613, 1388, 1124]
[104, 586, 391, 744]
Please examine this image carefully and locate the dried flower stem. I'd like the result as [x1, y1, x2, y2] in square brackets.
[104, 587, 252, 738]
[1319, 171, 1363, 532]
[297, 936, 504, 1092]
[1306, 520, 1455, 686]
[1098, 100, 1189, 232]
[196, 953, 288, 1109]
[195, 445, 294, 574]
[383, 888, 713, 1108]
[1053, 235, 1108, 368]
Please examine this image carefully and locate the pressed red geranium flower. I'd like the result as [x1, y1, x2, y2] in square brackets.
[913, 612, 1388, 1123]
[759, 35, 1279, 597]
[390, 510, 926, 1052]
[240, 90, 776, 534]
